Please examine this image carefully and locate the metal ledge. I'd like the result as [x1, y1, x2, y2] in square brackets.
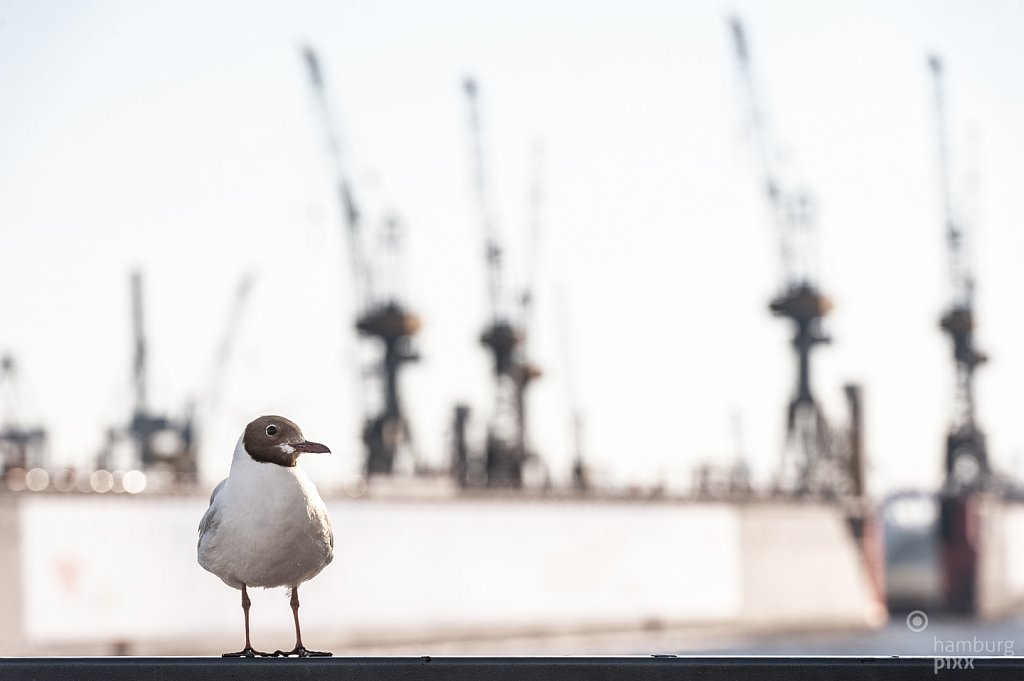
[1, 656, 1022, 680]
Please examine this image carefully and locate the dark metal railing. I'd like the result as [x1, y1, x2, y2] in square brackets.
[1, 656, 1022, 680]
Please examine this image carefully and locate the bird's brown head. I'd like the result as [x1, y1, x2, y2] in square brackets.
[243, 415, 330, 467]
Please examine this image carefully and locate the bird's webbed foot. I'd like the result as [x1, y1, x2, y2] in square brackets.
[222, 646, 275, 658]
[272, 646, 333, 657]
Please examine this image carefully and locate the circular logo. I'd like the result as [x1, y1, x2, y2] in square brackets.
[906, 609, 929, 632]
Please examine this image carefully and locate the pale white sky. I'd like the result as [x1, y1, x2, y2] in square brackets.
[1, 0, 1022, 493]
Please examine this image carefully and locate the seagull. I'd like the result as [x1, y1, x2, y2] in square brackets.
[198, 415, 334, 657]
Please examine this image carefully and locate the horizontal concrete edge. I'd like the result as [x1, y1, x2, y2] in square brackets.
[1, 656, 1022, 680]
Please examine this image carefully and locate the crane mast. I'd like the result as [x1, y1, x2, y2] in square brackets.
[929, 55, 988, 491]
[302, 46, 421, 478]
[729, 18, 846, 497]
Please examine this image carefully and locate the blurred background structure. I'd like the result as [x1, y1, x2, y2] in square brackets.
[1, 0, 1024, 657]
[302, 45, 423, 479]
[728, 17, 856, 500]
[95, 270, 197, 481]
[459, 76, 546, 489]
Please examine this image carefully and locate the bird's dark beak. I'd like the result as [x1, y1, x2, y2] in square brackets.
[292, 440, 330, 454]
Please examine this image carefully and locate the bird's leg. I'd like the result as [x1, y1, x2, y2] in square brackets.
[273, 586, 332, 657]
[223, 585, 273, 657]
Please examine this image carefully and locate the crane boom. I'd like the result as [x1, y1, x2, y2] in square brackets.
[521, 140, 544, 333]
[205, 272, 255, 415]
[929, 56, 972, 308]
[463, 77, 504, 322]
[302, 46, 372, 311]
[729, 17, 793, 286]
[131, 270, 147, 414]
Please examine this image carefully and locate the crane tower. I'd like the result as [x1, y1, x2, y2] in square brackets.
[462, 78, 541, 488]
[302, 47, 421, 477]
[98, 270, 197, 481]
[929, 56, 988, 492]
[729, 18, 850, 497]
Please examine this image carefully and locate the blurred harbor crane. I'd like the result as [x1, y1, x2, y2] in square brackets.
[929, 55, 989, 615]
[730, 18, 854, 498]
[302, 46, 421, 477]
[462, 78, 542, 488]
[98, 270, 196, 481]
[0, 355, 48, 473]
[929, 56, 989, 493]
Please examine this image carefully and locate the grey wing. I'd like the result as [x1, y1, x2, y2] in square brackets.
[198, 479, 226, 537]
[317, 506, 334, 553]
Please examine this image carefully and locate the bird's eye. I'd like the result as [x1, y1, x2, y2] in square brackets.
[266, 424, 278, 436]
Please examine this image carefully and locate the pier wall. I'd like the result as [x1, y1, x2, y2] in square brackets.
[0, 494, 880, 655]
[976, 497, 1024, 618]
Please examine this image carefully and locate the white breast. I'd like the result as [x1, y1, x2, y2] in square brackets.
[198, 437, 333, 589]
